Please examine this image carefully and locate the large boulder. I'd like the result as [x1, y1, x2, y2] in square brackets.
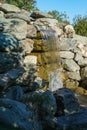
[0, 98, 42, 130]
[0, 33, 22, 52]
[0, 18, 27, 40]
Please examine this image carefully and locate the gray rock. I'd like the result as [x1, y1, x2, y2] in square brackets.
[0, 67, 25, 90]
[27, 24, 37, 38]
[0, 98, 42, 130]
[66, 71, 81, 81]
[31, 11, 53, 19]
[34, 18, 58, 27]
[0, 4, 20, 13]
[0, 52, 23, 73]
[63, 59, 80, 72]
[59, 51, 74, 59]
[0, 33, 22, 52]
[81, 66, 87, 79]
[0, 18, 27, 40]
[58, 38, 77, 51]
[4, 13, 31, 23]
[20, 38, 34, 54]
[49, 69, 63, 92]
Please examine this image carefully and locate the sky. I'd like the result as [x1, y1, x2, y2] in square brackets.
[36, 0, 87, 23]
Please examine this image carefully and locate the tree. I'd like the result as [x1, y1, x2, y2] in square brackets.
[4, 0, 37, 11]
[48, 10, 69, 23]
[73, 14, 87, 36]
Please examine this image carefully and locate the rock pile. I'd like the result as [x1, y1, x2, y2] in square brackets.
[0, 2, 87, 130]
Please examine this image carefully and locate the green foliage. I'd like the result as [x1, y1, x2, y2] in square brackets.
[5, 0, 37, 11]
[48, 10, 69, 23]
[73, 15, 87, 36]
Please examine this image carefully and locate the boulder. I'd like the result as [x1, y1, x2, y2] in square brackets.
[59, 51, 74, 59]
[4, 13, 31, 23]
[0, 3, 20, 13]
[35, 18, 58, 27]
[0, 18, 27, 40]
[0, 52, 23, 73]
[27, 24, 37, 38]
[63, 59, 80, 72]
[20, 38, 34, 54]
[0, 98, 42, 130]
[0, 67, 25, 90]
[66, 71, 81, 81]
[31, 11, 53, 19]
[0, 33, 22, 52]
[58, 38, 77, 51]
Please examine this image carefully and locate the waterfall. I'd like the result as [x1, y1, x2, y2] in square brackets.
[37, 29, 63, 91]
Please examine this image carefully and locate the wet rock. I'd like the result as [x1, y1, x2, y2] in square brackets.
[49, 69, 63, 92]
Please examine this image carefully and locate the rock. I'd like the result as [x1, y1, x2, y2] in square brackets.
[55, 88, 80, 115]
[40, 90, 57, 117]
[0, 33, 22, 52]
[35, 18, 58, 27]
[77, 44, 87, 58]
[0, 98, 42, 130]
[0, 52, 23, 73]
[20, 38, 34, 54]
[57, 107, 87, 129]
[23, 90, 57, 117]
[0, 18, 27, 40]
[66, 71, 81, 81]
[63, 59, 80, 72]
[4, 86, 23, 101]
[31, 11, 53, 19]
[0, 67, 25, 90]
[59, 51, 74, 59]
[49, 69, 63, 92]
[24, 55, 37, 65]
[0, 11, 4, 18]
[81, 67, 87, 79]
[64, 24, 75, 38]
[73, 34, 87, 45]
[58, 38, 77, 51]
[4, 13, 31, 23]
[75, 53, 87, 66]
[27, 24, 37, 38]
[0, 4, 20, 13]
[41, 51, 59, 64]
